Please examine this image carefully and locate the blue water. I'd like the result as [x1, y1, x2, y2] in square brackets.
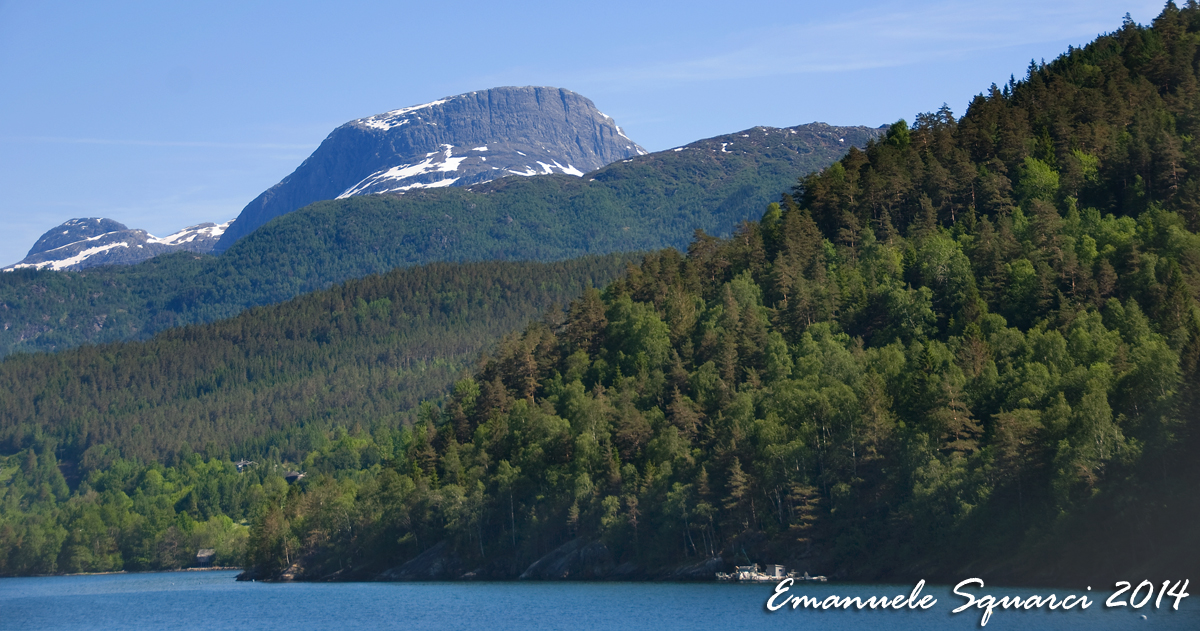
[1, 571, 1196, 630]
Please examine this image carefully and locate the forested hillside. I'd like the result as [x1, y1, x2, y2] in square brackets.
[0, 122, 876, 358]
[233, 7, 1200, 583]
[0, 254, 632, 575]
[0, 255, 635, 464]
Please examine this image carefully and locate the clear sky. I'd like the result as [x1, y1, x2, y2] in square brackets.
[0, 0, 1167, 265]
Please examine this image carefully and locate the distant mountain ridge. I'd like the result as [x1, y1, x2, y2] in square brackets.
[0, 120, 880, 357]
[214, 86, 646, 250]
[4, 218, 229, 271]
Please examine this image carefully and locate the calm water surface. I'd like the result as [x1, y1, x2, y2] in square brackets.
[1, 570, 1195, 630]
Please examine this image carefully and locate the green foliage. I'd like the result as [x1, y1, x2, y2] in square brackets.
[1016, 157, 1060, 204]
[0, 255, 631, 576]
[0, 256, 633, 466]
[0, 443, 254, 575]
[233, 180, 1197, 580]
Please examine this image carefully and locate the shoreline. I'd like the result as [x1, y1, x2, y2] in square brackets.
[9, 566, 244, 579]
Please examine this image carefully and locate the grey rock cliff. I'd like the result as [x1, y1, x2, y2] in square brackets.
[376, 541, 465, 581]
[215, 86, 645, 250]
[518, 538, 616, 580]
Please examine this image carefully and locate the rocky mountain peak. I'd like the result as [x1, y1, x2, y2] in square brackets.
[5, 219, 230, 272]
[214, 86, 645, 251]
[28, 218, 129, 257]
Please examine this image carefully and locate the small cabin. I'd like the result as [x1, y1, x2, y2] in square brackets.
[194, 549, 216, 567]
[284, 471, 306, 484]
[234, 459, 255, 472]
[764, 564, 787, 578]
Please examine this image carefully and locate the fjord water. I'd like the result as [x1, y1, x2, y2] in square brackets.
[1, 571, 1196, 631]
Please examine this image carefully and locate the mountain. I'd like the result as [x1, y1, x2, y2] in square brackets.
[223, 121, 884, 271]
[0, 122, 879, 358]
[214, 86, 646, 250]
[4, 218, 229, 271]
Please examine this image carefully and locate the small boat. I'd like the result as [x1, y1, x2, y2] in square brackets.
[793, 570, 828, 582]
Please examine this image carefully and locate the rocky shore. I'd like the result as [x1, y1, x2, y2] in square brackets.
[236, 538, 731, 583]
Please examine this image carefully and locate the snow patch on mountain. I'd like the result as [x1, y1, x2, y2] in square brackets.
[40, 231, 123, 253]
[8, 242, 130, 271]
[146, 221, 231, 246]
[338, 145, 468, 198]
[556, 162, 584, 176]
[381, 177, 460, 193]
[357, 99, 451, 131]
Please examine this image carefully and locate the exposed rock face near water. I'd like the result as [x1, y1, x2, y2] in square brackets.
[657, 557, 727, 581]
[239, 535, 733, 583]
[215, 86, 646, 250]
[517, 539, 617, 580]
[376, 541, 466, 581]
[361, 539, 724, 582]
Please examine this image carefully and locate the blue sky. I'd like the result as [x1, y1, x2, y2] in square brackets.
[0, 0, 1166, 265]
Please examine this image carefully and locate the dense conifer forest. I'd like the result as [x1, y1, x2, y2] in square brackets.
[3, 5, 1200, 582]
[0, 255, 633, 574]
